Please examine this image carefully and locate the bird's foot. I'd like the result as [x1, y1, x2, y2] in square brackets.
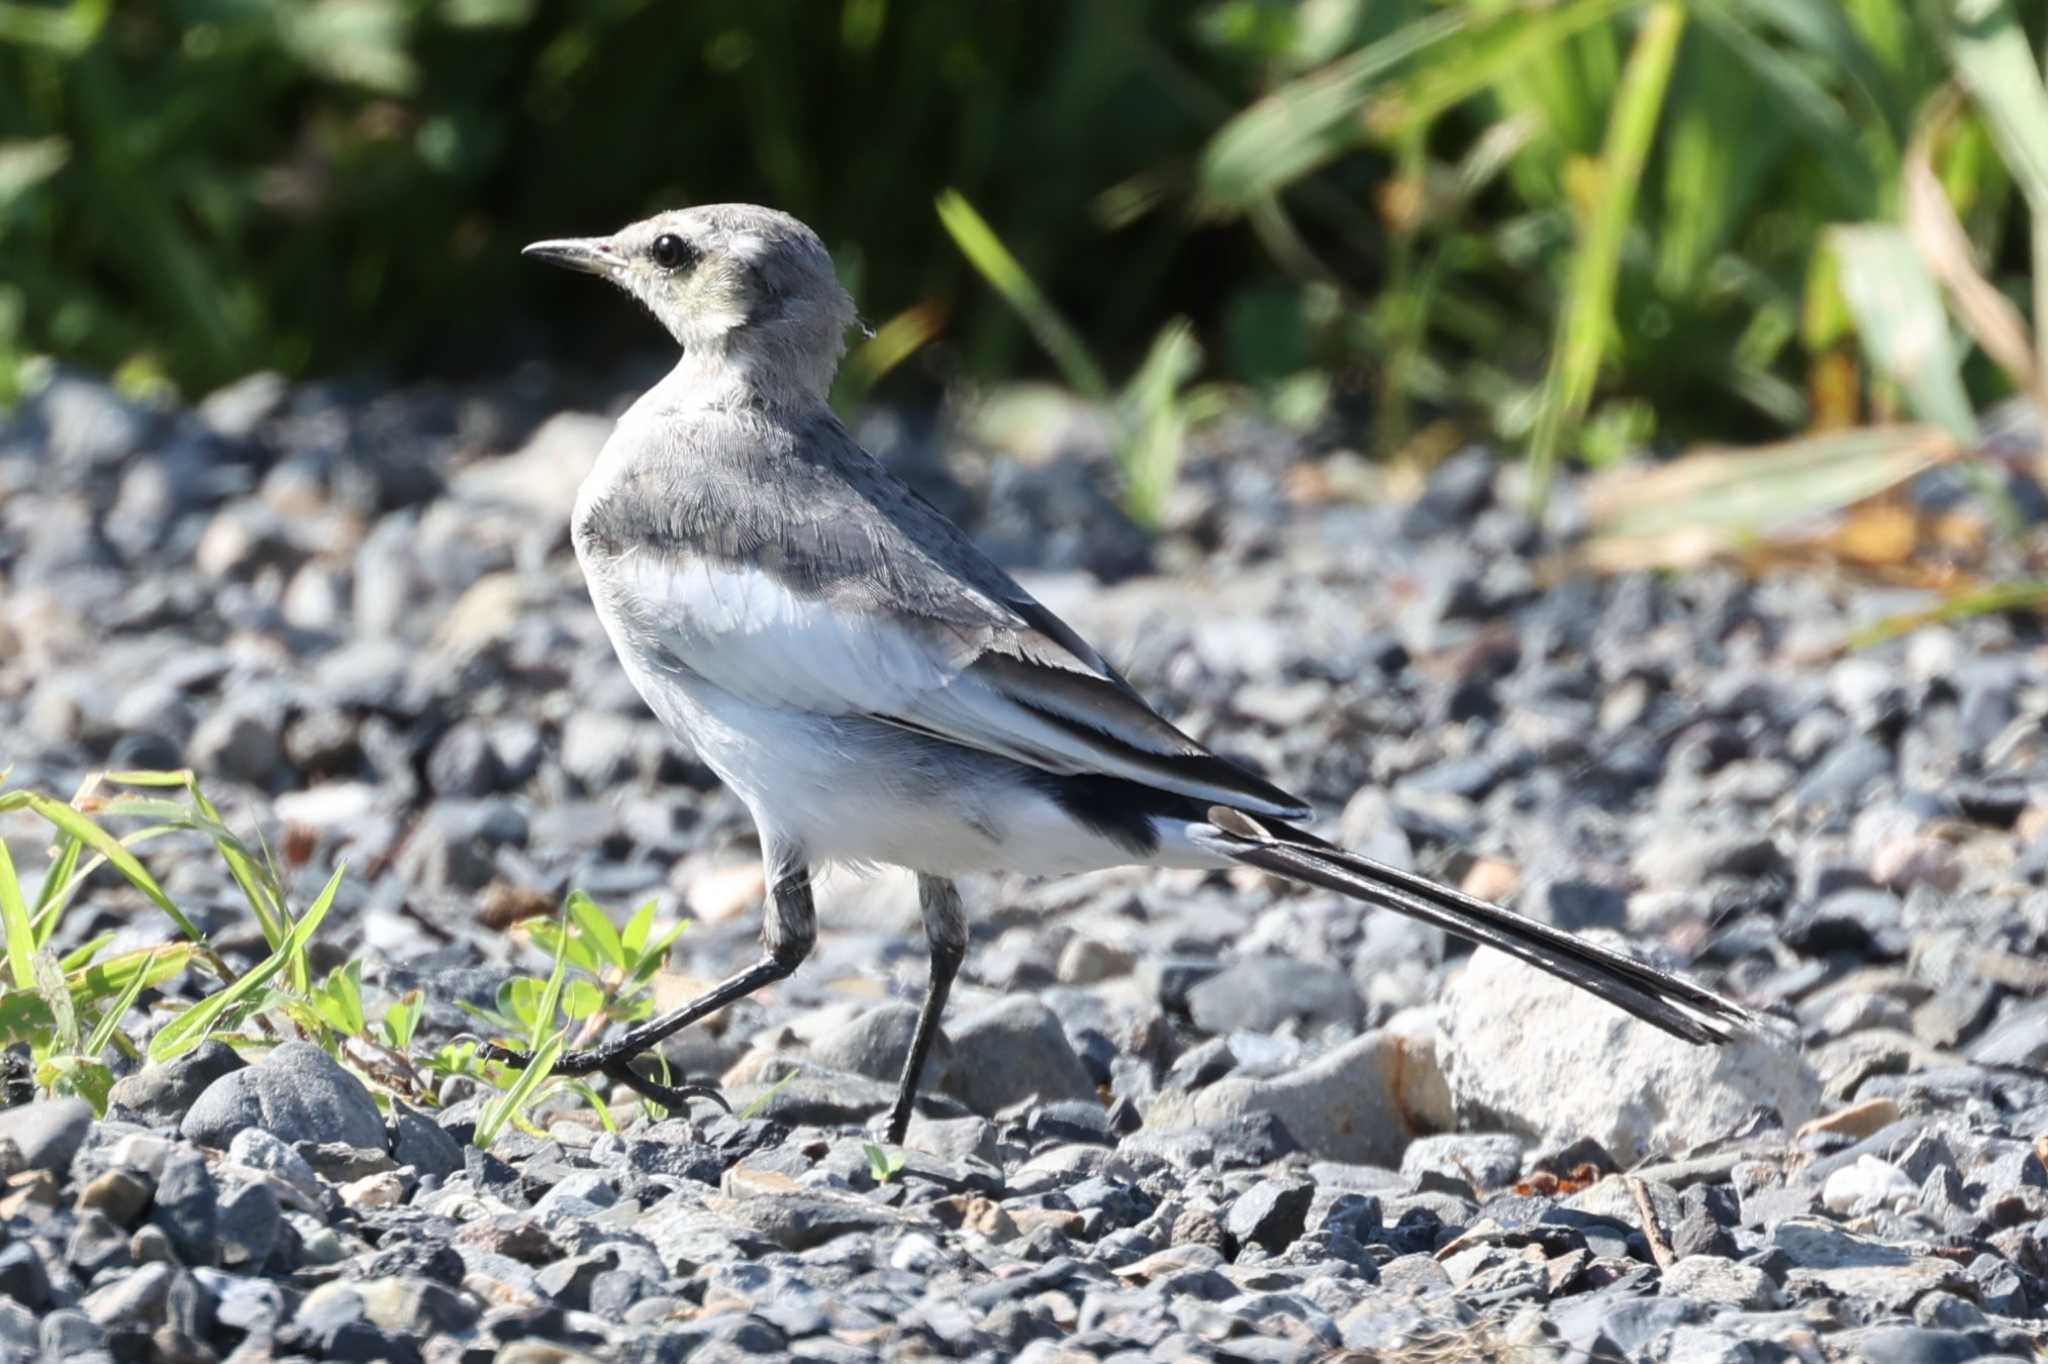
[479, 1040, 732, 1116]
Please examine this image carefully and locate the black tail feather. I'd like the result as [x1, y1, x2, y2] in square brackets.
[1194, 808, 1761, 1046]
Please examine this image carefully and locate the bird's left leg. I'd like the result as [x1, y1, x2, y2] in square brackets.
[482, 865, 817, 1114]
[884, 874, 968, 1145]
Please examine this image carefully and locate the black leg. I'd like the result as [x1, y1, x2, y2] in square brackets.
[483, 867, 816, 1111]
[885, 874, 968, 1145]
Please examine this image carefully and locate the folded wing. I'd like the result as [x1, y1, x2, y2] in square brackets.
[605, 549, 1310, 820]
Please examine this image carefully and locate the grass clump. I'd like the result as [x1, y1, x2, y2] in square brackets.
[0, 767, 697, 1148]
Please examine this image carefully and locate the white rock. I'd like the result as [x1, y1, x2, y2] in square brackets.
[1436, 945, 1819, 1165]
[1660, 1254, 1783, 1310]
[1821, 1154, 1919, 1216]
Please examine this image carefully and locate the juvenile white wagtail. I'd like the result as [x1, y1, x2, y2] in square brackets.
[495, 204, 1760, 1143]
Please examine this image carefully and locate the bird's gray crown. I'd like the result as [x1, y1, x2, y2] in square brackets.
[524, 204, 857, 407]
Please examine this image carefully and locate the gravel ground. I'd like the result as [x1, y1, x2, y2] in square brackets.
[3, 367, 2048, 1362]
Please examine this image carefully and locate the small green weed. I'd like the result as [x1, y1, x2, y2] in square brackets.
[0, 768, 694, 1145]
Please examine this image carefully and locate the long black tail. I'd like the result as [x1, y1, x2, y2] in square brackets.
[1190, 807, 1761, 1045]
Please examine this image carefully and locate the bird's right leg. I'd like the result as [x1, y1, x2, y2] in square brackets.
[481, 865, 817, 1113]
[883, 874, 968, 1145]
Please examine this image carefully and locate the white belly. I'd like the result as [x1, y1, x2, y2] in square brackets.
[601, 619, 1160, 878]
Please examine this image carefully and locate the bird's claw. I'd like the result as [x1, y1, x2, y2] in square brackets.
[480, 1040, 730, 1116]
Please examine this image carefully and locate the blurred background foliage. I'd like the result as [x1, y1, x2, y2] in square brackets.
[2, 0, 2048, 484]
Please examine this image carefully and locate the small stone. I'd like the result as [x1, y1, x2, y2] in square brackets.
[217, 1179, 283, 1269]
[941, 996, 1096, 1114]
[182, 1040, 387, 1150]
[149, 1146, 219, 1268]
[81, 1260, 175, 1328]
[107, 1036, 246, 1122]
[225, 1127, 325, 1209]
[806, 1002, 940, 1086]
[76, 1169, 153, 1226]
[1659, 1255, 1782, 1310]
[1400, 1133, 1524, 1192]
[0, 1098, 91, 1176]
[1055, 936, 1134, 984]
[1186, 957, 1361, 1035]
[1798, 1097, 1903, 1142]
[1142, 1028, 1449, 1166]
[0, 1242, 50, 1308]
[340, 1170, 409, 1210]
[1224, 1175, 1316, 1253]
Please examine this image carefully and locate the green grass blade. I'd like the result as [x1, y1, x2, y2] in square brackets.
[85, 946, 162, 1056]
[935, 190, 1112, 404]
[477, 1031, 565, 1148]
[531, 908, 572, 1055]
[1950, 0, 2048, 211]
[1119, 320, 1202, 529]
[1373, 0, 1644, 142]
[58, 934, 115, 973]
[30, 831, 83, 921]
[1849, 579, 2048, 648]
[31, 825, 182, 944]
[1199, 8, 1466, 210]
[70, 942, 193, 1007]
[148, 864, 344, 1062]
[565, 1077, 621, 1135]
[23, 795, 207, 945]
[1948, 0, 2048, 397]
[1529, 1, 1689, 492]
[0, 836, 35, 990]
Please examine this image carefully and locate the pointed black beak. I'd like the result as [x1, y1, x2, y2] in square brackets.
[521, 236, 621, 277]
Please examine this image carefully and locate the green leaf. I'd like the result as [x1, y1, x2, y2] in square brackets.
[68, 943, 193, 1008]
[565, 1077, 621, 1134]
[1118, 319, 1202, 529]
[313, 963, 366, 1037]
[0, 835, 35, 990]
[49, 1059, 113, 1113]
[621, 899, 657, 957]
[29, 829, 82, 931]
[1373, 0, 1644, 142]
[1829, 224, 1979, 442]
[1950, 0, 2048, 214]
[561, 978, 606, 1020]
[1849, 579, 2048, 648]
[0, 138, 67, 210]
[31, 825, 183, 946]
[526, 920, 600, 974]
[497, 977, 543, 1030]
[566, 891, 626, 971]
[382, 990, 421, 1051]
[627, 921, 690, 990]
[864, 1141, 907, 1183]
[148, 864, 345, 1062]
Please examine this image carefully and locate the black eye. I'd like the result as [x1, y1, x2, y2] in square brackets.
[650, 233, 692, 271]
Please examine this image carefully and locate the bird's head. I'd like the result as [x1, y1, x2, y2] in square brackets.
[523, 204, 857, 405]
